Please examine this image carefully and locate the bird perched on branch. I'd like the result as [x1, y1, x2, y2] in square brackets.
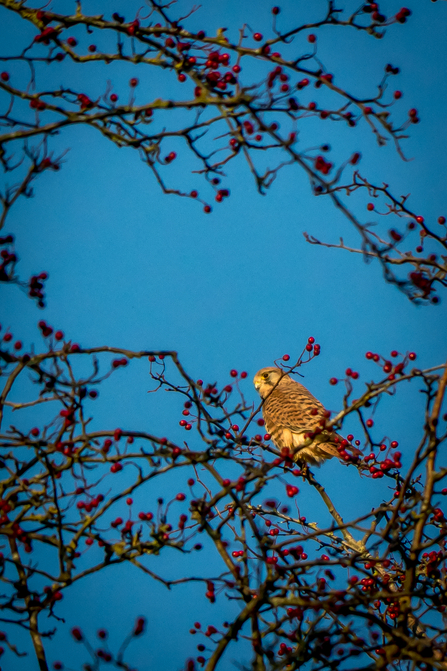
[253, 367, 362, 466]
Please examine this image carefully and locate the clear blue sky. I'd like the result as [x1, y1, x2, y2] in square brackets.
[1, 1, 447, 669]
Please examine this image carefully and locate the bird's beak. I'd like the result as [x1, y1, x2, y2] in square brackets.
[254, 381, 260, 390]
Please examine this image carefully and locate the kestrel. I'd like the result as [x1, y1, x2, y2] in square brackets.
[253, 367, 361, 465]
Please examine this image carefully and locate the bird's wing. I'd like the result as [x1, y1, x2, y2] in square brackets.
[263, 386, 325, 434]
[263, 386, 363, 465]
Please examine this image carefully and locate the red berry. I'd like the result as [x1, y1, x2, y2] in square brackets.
[367, 203, 374, 211]
[329, 378, 338, 385]
[130, 77, 139, 87]
[366, 419, 374, 428]
[1, 72, 10, 82]
[438, 216, 446, 225]
[307, 34, 316, 43]
[272, 6, 280, 14]
[253, 33, 263, 42]
[55, 330, 64, 341]
[71, 627, 83, 641]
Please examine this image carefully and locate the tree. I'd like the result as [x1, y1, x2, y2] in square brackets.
[0, 1, 446, 670]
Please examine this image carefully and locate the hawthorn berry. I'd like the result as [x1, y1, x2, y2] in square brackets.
[134, 617, 146, 636]
[71, 628, 83, 641]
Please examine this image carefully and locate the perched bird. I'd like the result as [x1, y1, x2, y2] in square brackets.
[253, 367, 361, 466]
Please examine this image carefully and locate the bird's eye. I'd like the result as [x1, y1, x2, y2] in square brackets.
[262, 373, 269, 379]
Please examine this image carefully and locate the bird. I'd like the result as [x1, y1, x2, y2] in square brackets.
[253, 367, 362, 466]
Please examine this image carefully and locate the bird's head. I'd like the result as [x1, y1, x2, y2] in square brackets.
[253, 367, 290, 398]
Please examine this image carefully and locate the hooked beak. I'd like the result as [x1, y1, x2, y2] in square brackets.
[254, 381, 261, 390]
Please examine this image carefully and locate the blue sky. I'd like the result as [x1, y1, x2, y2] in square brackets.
[1, 1, 447, 669]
